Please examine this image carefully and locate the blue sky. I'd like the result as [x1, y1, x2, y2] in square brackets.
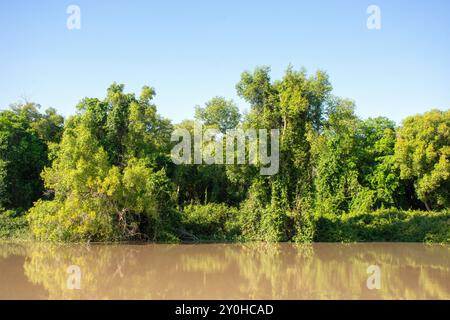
[0, 0, 449, 124]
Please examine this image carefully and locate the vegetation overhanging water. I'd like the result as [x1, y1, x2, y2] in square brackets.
[0, 66, 449, 243]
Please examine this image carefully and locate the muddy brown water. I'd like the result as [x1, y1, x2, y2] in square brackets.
[0, 242, 448, 299]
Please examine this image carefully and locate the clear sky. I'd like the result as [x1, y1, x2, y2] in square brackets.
[0, 0, 449, 124]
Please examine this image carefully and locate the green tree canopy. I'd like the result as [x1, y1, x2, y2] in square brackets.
[395, 109, 450, 210]
[0, 103, 63, 212]
[195, 97, 241, 133]
[27, 84, 177, 241]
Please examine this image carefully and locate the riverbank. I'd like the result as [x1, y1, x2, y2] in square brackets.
[1, 208, 448, 243]
[314, 209, 450, 243]
[0, 211, 30, 241]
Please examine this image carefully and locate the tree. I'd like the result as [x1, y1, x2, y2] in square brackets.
[0, 103, 63, 212]
[313, 101, 414, 215]
[27, 84, 177, 241]
[312, 99, 362, 215]
[395, 109, 450, 210]
[170, 117, 234, 206]
[357, 117, 409, 209]
[10, 102, 64, 143]
[195, 97, 241, 134]
[235, 65, 333, 241]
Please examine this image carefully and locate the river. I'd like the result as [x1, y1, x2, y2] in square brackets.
[0, 242, 448, 299]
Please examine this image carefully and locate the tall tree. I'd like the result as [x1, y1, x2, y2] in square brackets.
[0, 103, 63, 212]
[395, 109, 450, 210]
[195, 97, 241, 134]
[28, 84, 177, 241]
[235, 66, 332, 241]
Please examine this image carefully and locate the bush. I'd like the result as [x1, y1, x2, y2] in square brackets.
[0, 210, 30, 240]
[180, 203, 240, 241]
[237, 196, 315, 243]
[259, 206, 289, 242]
[315, 209, 450, 243]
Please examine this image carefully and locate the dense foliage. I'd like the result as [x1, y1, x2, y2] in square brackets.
[0, 103, 63, 212]
[315, 209, 449, 243]
[0, 66, 448, 242]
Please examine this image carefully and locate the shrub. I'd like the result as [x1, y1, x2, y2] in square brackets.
[181, 203, 240, 241]
[315, 209, 450, 243]
[0, 210, 30, 240]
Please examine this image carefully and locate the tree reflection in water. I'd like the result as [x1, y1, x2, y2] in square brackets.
[0, 242, 448, 299]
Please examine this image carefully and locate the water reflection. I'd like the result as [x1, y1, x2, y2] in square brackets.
[0, 242, 448, 299]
